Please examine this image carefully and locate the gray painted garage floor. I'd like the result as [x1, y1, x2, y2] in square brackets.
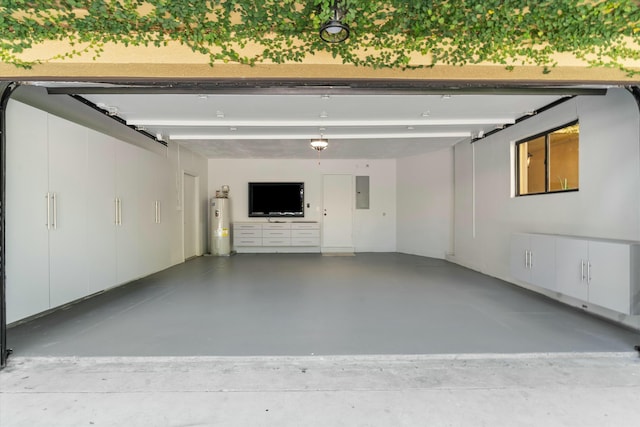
[4, 254, 640, 427]
[7, 253, 640, 356]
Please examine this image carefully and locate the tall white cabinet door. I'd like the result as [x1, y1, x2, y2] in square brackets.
[86, 131, 118, 294]
[555, 237, 589, 301]
[115, 141, 140, 284]
[48, 115, 89, 308]
[587, 241, 630, 314]
[5, 101, 50, 323]
[137, 151, 170, 275]
[509, 233, 531, 283]
[529, 235, 556, 290]
[157, 158, 172, 268]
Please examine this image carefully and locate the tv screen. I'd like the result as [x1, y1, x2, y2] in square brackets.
[248, 182, 304, 217]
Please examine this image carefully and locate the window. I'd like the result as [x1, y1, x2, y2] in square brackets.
[516, 121, 579, 196]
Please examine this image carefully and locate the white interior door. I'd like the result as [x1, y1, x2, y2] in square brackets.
[183, 173, 198, 259]
[322, 174, 354, 252]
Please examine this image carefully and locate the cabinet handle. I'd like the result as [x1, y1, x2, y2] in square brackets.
[529, 251, 533, 269]
[587, 262, 592, 283]
[45, 193, 51, 229]
[581, 260, 585, 282]
[524, 251, 529, 268]
[115, 198, 119, 225]
[52, 192, 57, 230]
[116, 198, 122, 226]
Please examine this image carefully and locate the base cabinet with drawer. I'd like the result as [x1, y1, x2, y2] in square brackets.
[233, 222, 320, 252]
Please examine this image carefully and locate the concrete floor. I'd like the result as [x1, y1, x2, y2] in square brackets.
[3, 254, 640, 426]
[2, 353, 640, 426]
[7, 253, 640, 356]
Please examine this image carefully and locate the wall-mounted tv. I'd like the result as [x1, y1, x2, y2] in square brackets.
[248, 182, 305, 217]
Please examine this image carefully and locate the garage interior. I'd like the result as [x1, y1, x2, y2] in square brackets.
[4, 81, 640, 354]
[2, 80, 640, 426]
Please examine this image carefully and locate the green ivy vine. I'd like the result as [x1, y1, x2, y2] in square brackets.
[1, 0, 639, 75]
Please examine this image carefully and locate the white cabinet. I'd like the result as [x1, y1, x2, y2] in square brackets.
[47, 115, 89, 308]
[115, 140, 141, 284]
[233, 222, 320, 251]
[5, 100, 175, 323]
[511, 232, 640, 315]
[509, 233, 556, 291]
[587, 241, 633, 315]
[233, 223, 263, 246]
[6, 101, 51, 322]
[86, 131, 118, 294]
[6, 104, 90, 321]
[555, 238, 638, 314]
[555, 238, 589, 302]
[138, 151, 171, 276]
[291, 223, 321, 246]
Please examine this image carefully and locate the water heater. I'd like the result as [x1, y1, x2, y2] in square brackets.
[210, 185, 231, 256]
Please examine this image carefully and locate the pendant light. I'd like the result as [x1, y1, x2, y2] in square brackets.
[319, 1, 350, 43]
[310, 137, 329, 151]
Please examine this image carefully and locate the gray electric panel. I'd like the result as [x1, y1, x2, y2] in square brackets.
[355, 176, 370, 209]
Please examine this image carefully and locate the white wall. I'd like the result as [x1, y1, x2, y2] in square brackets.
[208, 158, 397, 252]
[450, 88, 640, 327]
[396, 148, 454, 258]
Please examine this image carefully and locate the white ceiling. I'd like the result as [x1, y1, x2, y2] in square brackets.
[77, 91, 569, 159]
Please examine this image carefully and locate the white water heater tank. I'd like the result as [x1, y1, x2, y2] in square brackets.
[210, 189, 231, 256]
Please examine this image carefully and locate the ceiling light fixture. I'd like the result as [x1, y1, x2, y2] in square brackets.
[310, 138, 329, 151]
[319, 1, 350, 43]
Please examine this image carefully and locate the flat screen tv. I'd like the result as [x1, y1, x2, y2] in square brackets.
[248, 182, 305, 218]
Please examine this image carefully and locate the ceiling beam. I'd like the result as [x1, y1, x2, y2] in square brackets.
[128, 118, 516, 127]
[170, 132, 471, 140]
[40, 80, 611, 96]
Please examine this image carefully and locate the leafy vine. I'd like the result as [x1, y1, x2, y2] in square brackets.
[0, 0, 639, 75]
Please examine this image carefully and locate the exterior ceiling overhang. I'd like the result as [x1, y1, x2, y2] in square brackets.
[1, 41, 639, 85]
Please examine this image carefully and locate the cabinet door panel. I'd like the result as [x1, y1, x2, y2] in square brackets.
[48, 115, 89, 307]
[530, 235, 556, 291]
[86, 131, 117, 294]
[555, 237, 588, 301]
[588, 241, 630, 314]
[5, 101, 50, 322]
[116, 141, 140, 284]
[137, 151, 170, 275]
[509, 233, 530, 283]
